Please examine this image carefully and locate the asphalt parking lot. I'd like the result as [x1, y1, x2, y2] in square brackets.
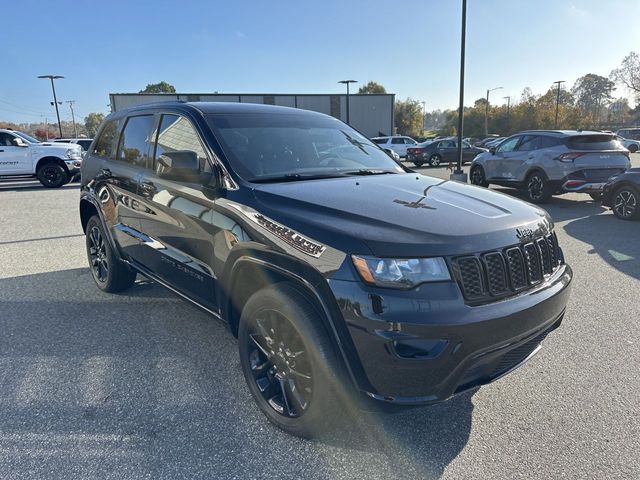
[0, 156, 639, 479]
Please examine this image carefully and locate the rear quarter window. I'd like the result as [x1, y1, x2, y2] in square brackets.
[567, 135, 623, 151]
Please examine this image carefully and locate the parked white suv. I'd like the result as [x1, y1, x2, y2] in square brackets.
[371, 135, 418, 157]
[0, 129, 83, 187]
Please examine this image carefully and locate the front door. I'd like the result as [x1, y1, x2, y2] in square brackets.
[485, 135, 521, 180]
[0, 132, 31, 174]
[136, 113, 220, 309]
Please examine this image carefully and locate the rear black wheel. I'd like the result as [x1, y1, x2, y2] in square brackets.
[238, 284, 347, 438]
[413, 161, 424, 168]
[429, 154, 442, 167]
[470, 165, 489, 187]
[612, 186, 639, 220]
[524, 171, 552, 203]
[85, 216, 137, 292]
[589, 192, 603, 201]
[628, 144, 638, 153]
[37, 163, 68, 188]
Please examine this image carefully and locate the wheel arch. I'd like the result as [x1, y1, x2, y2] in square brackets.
[221, 252, 370, 392]
[36, 156, 69, 174]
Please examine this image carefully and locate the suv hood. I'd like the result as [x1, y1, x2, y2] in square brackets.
[253, 173, 552, 257]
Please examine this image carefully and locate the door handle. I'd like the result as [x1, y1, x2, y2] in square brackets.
[138, 181, 156, 195]
[0, 149, 4, 152]
[99, 168, 112, 178]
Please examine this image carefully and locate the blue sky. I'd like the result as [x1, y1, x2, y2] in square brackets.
[1, 0, 639, 124]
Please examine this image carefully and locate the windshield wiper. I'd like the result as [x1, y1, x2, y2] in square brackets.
[249, 173, 345, 183]
[339, 169, 399, 176]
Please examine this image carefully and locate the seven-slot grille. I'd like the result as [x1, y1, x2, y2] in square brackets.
[454, 232, 562, 304]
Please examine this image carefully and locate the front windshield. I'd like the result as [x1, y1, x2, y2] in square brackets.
[206, 113, 404, 181]
[14, 131, 40, 144]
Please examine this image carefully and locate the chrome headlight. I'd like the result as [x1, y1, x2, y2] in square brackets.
[65, 148, 82, 159]
[352, 255, 451, 289]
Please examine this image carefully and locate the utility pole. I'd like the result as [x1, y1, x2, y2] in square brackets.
[422, 101, 426, 135]
[503, 96, 511, 133]
[451, 0, 467, 182]
[338, 80, 357, 125]
[66, 100, 78, 137]
[485, 86, 503, 136]
[553, 80, 565, 129]
[45, 117, 49, 140]
[38, 75, 64, 138]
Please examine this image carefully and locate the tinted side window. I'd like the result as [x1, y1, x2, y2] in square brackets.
[117, 115, 154, 166]
[391, 138, 404, 144]
[496, 136, 520, 153]
[516, 135, 540, 151]
[538, 136, 563, 149]
[154, 115, 210, 172]
[77, 140, 92, 151]
[0, 132, 15, 146]
[372, 138, 387, 145]
[93, 120, 121, 159]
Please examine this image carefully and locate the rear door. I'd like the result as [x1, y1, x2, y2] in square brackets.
[390, 137, 406, 156]
[0, 132, 31, 174]
[92, 115, 154, 263]
[136, 113, 220, 309]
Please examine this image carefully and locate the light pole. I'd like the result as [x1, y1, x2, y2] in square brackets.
[503, 96, 511, 133]
[338, 80, 357, 124]
[66, 100, 78, 137]
[451, 0, 468, 181]
[485, 86, 503, 136]
[38, 75, 64, 138]
[553, 80, 565, 129]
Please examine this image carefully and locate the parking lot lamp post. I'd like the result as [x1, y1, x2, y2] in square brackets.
[452, 0, 467, 181]
[503, 96, 511, 133]
[38, 75, 64, 138]
[553, 80, 565, 129]
[338, 80, 357, 125]
[422, 101, 426, 134]
[485, 86, 503, 136]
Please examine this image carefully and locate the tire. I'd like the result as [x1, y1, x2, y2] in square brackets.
[36, 162, 68, 188]
[85, 215, 136, 292]
[470, 165, 489, 187]
[628, 144, 638, 153]
[429, 154, 442, 167]
[238, 283, 348, 438]
[524, 171, 552, 203]
[413, 161, 424, 168]
[611, 186, 640, 221]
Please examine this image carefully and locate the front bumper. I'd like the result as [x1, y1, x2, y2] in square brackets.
[330, 264, 572, 404]
[64, 160, 82, 181]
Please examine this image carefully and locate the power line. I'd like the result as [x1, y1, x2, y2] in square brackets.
[0, 99, 48, 115]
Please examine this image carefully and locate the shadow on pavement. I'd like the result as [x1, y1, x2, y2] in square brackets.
[0, 268, 473, 479]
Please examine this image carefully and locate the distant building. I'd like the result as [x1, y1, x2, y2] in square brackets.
[109, 92, 395, 138]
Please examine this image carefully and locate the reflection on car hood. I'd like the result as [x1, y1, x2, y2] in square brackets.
[253, 173, 552, 257]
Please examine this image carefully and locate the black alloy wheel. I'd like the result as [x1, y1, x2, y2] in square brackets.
[429, 154, 442, 167]
[85, 216, 136, 292]
[470, 165, 489, 187]
[612, 186, 639, 220]
[245, 309, 313, 418]
[238, 284, 347, 437]
[525, 172, 551, 203]
[37, 163, 68, 188]
[88, 225, 109, 283]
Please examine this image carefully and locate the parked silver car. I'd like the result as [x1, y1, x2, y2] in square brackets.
[470, 130, 631, 203]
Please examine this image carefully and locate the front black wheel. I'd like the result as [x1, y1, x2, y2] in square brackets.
[85, 216, 136, 292]
[238, 284, 347, 438]
[470, 165, 489, 187]
[589, 192, 603, 201]
[37, 163, 68, 188]
[628, 144, 638, 153]
[413, 161, 424, 168]
[612, 186, 639, 220]
[524, 171, 552, 203]
[429, 154, 442, 167]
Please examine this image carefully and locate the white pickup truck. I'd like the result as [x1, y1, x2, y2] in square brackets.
[0, 129, 83, 187]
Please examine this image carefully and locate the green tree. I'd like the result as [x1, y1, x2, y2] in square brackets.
[611, 52, 640, 102]
[358, 81, 387, 94]
[139, 81, 176, 94]
[394, 98, 423, 136]
[571, 74, 615, 125]
[84, 113, 105, 137]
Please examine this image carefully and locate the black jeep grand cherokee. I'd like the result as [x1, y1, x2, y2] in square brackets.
[80, 102, 572, 437]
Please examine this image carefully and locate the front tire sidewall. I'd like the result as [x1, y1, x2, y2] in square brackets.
[238, 284, 345, 438]
[470, 165, 489, 187]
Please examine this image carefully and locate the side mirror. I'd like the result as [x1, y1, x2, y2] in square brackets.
[489, 146, 496, 155]
[157, 150, 207, 183]
[12, 138, 27, 147]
